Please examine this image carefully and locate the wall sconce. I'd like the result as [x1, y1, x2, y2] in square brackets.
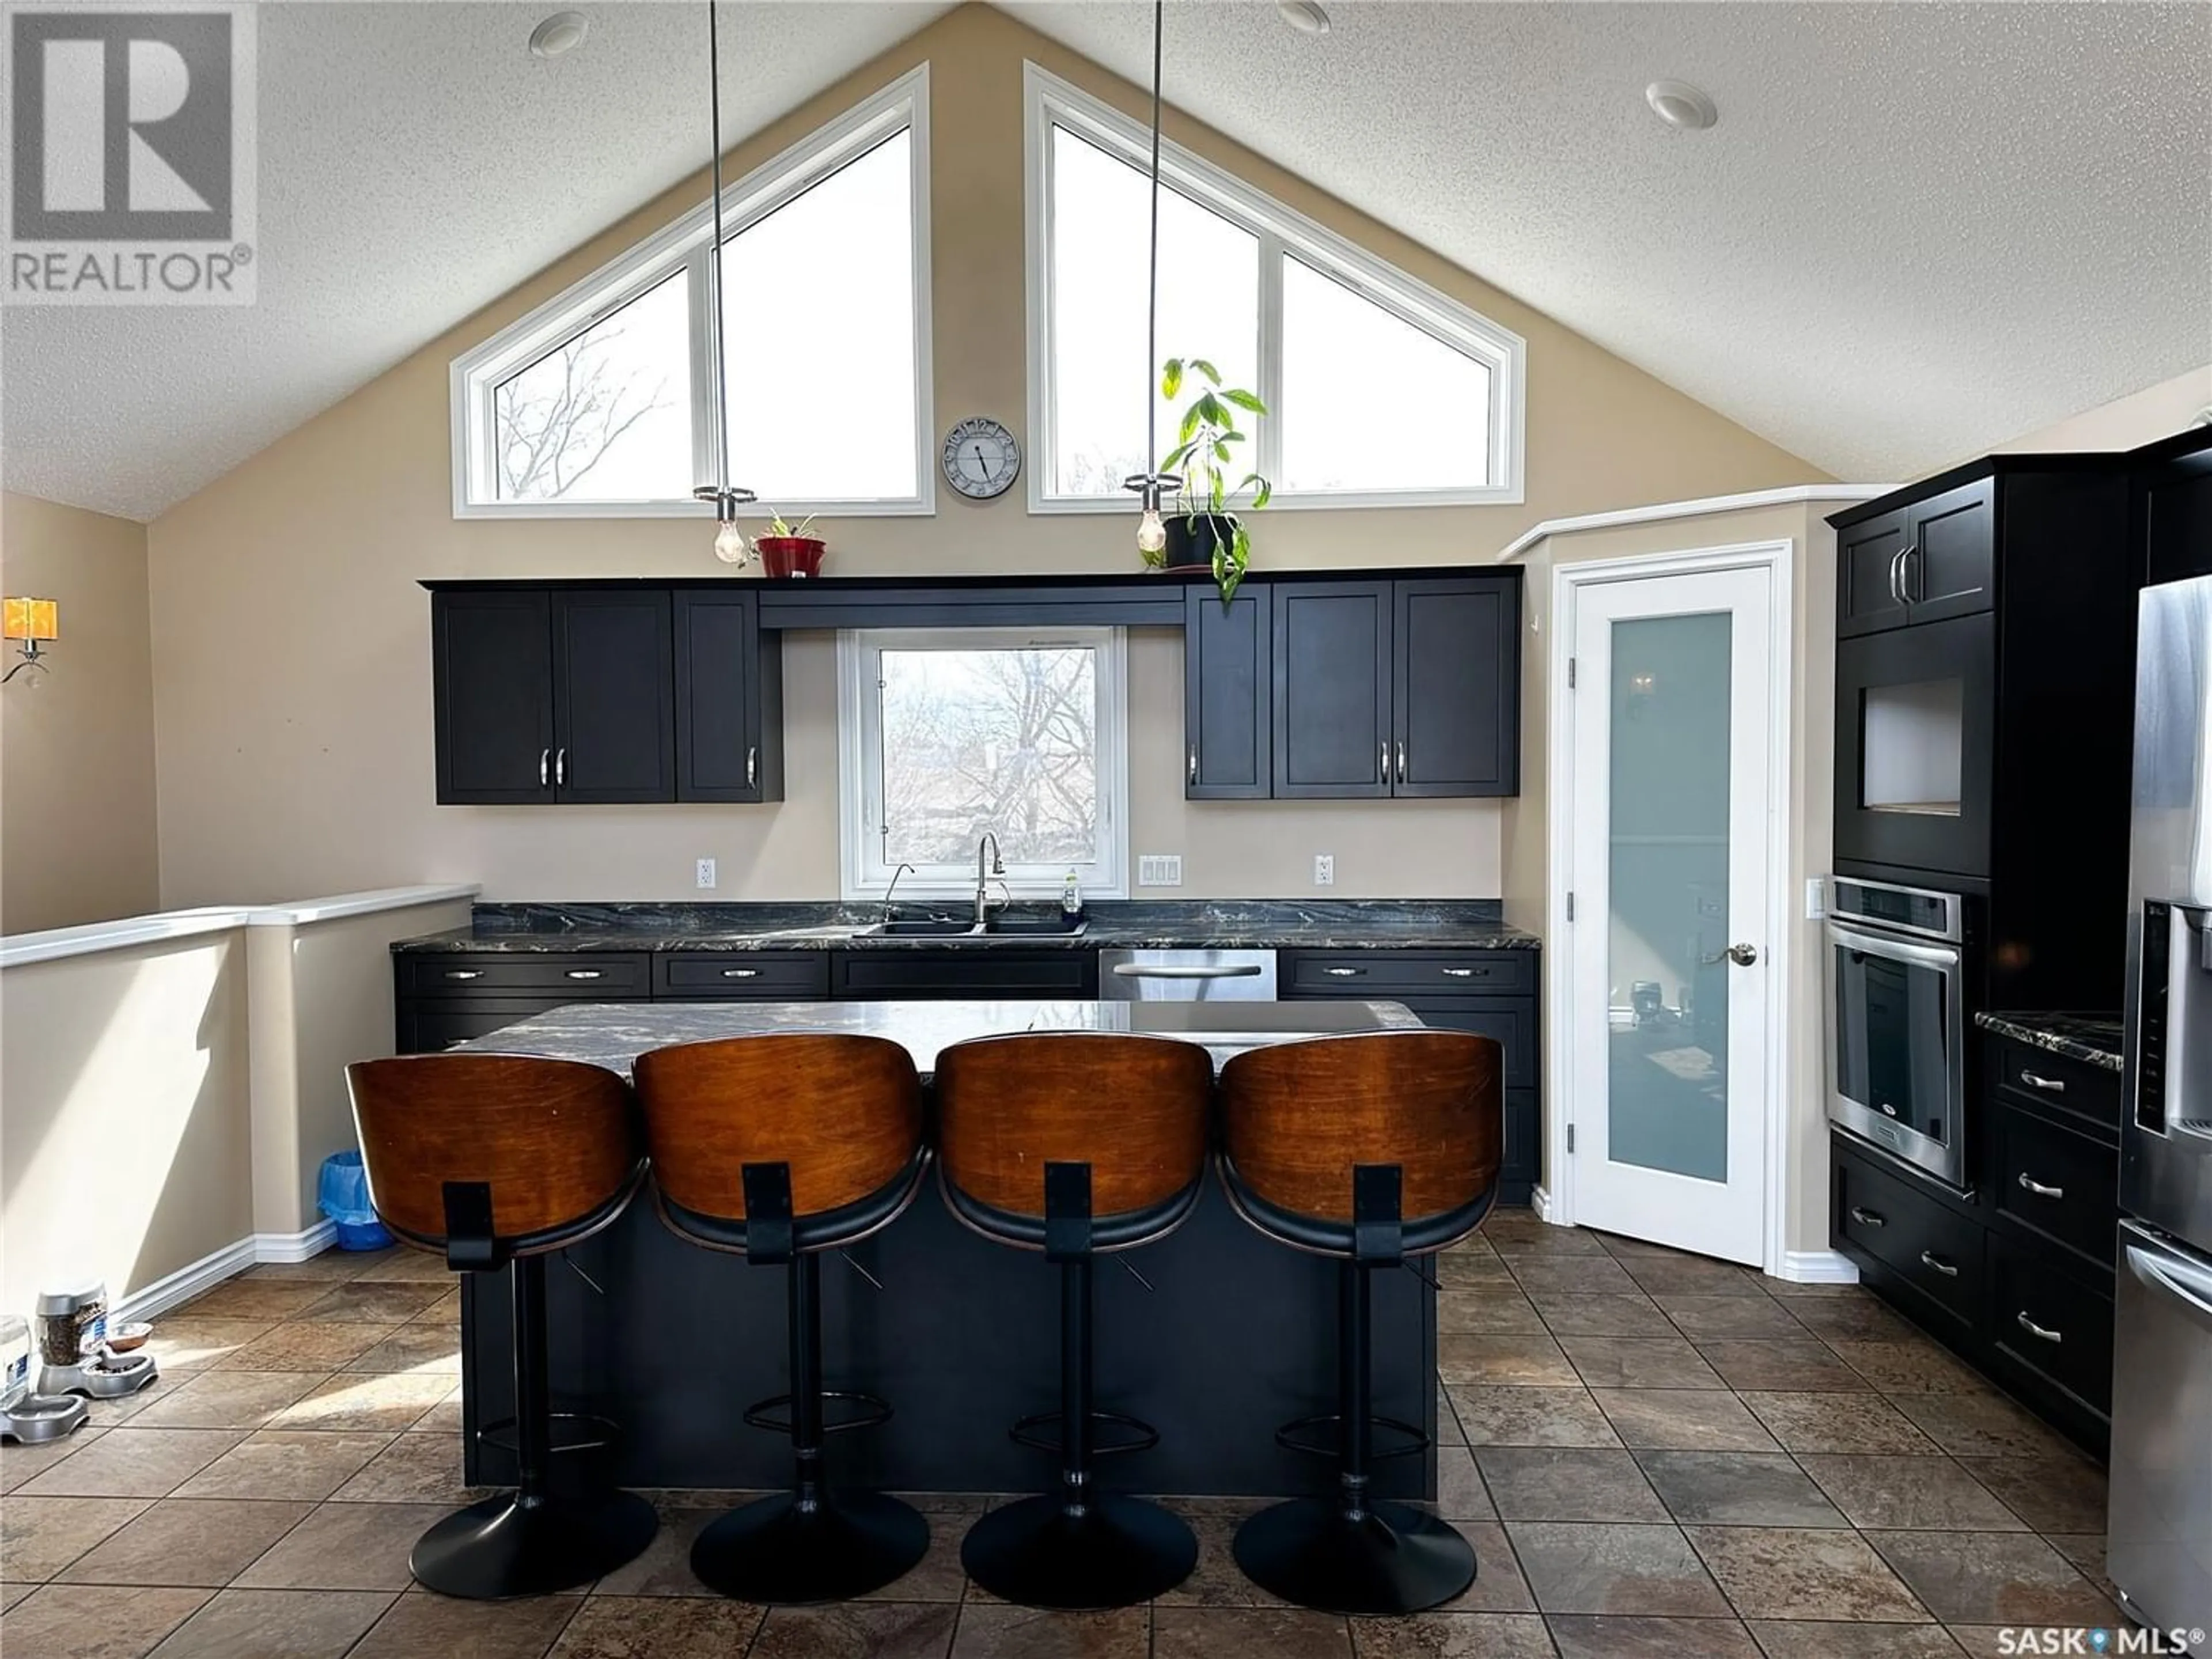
[3, 597, 58, 685]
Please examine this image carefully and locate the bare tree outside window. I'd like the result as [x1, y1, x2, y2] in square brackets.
[493, 271, 692, 502]
[878, 646, 1099, 868]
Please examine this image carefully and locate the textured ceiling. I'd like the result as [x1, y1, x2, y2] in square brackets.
[1006, 0, 2212, 484]
[4, 2, 2207, 520]
[1, 2, 953, 520]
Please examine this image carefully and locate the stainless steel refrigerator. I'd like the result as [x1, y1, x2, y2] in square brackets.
[2115, 574, 2212, 1645]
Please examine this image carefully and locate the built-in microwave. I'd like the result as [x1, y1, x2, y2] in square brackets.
[1826, 876, 1971, 1189]
[1832, 615, 1995, 878]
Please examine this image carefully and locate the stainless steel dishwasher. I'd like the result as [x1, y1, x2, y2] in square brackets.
[1099, 948, 1278, 1001]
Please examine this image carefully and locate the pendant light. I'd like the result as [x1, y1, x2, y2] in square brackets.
[1122, 0, 1180, 555]
[691, 0, 755, 562]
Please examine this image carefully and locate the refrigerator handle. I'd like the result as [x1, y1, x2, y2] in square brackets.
[2126, 1242, 2212, 1335]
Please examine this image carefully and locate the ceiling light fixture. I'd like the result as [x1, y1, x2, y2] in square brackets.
[528, 11, 590, 60]
[692, 0, 755, 563]
[1278, 0, 1331, 36]
[1645, 79, 1718, 132]
[1124, 0, 1180, 558]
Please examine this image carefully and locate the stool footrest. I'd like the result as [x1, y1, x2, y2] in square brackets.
[1272, 1411, 1428, 1463]
[474, 1412, 619, 1457]
[1010, 1407, 1160, 1460]
[743, 1389, 892, 1438]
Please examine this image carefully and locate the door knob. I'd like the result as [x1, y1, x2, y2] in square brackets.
[1725, 942, 1758, 967]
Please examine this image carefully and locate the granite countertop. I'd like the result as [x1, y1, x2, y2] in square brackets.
[390, 900, 1541, 955]
[1974, 1010, 2124, 1074]
[450, 997, 1426, 1078]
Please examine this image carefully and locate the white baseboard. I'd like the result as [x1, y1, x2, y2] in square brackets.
[1528, 1185, 1558, 1222]
[1774, 1248, 1861, 1284]
[115, 1221, 340, 1321]
[253, 1220, 336, 1264]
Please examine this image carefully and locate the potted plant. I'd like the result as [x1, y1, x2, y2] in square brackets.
[1146, 357, 1271, 601]
[753, 512, 826, 578]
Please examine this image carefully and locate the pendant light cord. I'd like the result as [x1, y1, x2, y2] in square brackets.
[707, 0, 729, 502]
[1143, 0, 1164, 478]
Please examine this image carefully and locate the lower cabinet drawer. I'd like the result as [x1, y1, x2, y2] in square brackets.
[1992, 1037, 2122, 1129]
[1363, 997, 1537, 1090]
[1987, 1099, 2118, 1268]
[399, 1002, 563, 1055]
[1835, 1146, 1984, 1321]
[402, 953, 652, 999]
[1988, 1232, 2114, 1415]
[831, 949, 1098, 1001]
[656, 953, 829, 999]
[1285, 950, 1536, 999]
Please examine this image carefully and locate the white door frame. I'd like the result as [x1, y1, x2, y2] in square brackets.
[1540, 538, 1796, 1277]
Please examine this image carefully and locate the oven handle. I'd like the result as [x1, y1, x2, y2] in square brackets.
[1825, 919, 1962, 972]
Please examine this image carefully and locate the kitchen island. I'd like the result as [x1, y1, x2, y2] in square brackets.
[447, 997, 1441, 1499]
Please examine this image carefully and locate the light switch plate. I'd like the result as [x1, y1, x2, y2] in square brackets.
[1137, 854, 1183, 888]
[1314, 854, 1335, 887]
[1805, 876, 1825, 920]
[696, 858, 718, 890]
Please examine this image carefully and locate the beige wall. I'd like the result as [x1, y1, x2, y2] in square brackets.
[145, 3, 1820, 909]
[1994, 363, 2212, 457]
[1, 930, 251, 1317]
[0, 492, 160, 932]
[1500, 500, 1842, 1262]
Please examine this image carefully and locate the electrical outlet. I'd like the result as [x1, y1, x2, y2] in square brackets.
[1314, 854, 1335, 887]
[695, 858, 717, 890]
[1137, 854, 1183, 888]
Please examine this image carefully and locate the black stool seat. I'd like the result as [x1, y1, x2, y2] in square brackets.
[935, 1032, 1214, 1610]
[632, 1033, 931, 1605]
[1217, 1031, 1504, 1616]
[346, 1054, 659, 1600]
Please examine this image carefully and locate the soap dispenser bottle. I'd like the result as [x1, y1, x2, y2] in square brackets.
[1061, 870, 1082, 921]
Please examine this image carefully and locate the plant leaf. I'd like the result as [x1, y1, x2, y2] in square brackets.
[1221, 388, 1267, 415]
[1213, 441, 1231, 464]
[1237, 472, 1272, 510]
[1196, 392, 1227, 429]
[1161, 358, 1184, 399]
[1191, 358, 1221, 385]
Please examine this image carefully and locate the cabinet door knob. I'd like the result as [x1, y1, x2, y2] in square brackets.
[1324, 965, 1364, 978]
[721, 968, 759, 979]
[2016, 1172, 2065, 1199]
[2018, 1070, 2066, 1093]
[1919, 1249, 1959, 1278]
[539, 749, 550, 787]
[2016, 1312, 2063, 1344]
[444, 969, 483, 981]
[1849, 1205, 1885, 1228]
[564, 969, 602, 980]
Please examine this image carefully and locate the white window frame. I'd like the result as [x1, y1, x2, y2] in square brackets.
[450, 66, 935, 520]
[836, 626, 1130, 904]
[1023, 62, 1526, 516]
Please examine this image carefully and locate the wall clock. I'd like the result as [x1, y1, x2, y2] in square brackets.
[941, 418, 1021, 499]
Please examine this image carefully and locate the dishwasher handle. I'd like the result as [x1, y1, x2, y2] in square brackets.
[1109, 963, 1265, 980]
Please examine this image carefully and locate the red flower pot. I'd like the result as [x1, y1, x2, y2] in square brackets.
[756, 536, 826, 578]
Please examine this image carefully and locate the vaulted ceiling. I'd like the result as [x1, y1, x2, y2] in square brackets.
[5, 1, 2206, 521]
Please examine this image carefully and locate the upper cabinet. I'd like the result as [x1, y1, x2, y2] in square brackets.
[2139, 425, 2212, 589]
[1836, 477, 1994, 638]
[1183, 571, 1519, 802]
[430, 585, 780, 806]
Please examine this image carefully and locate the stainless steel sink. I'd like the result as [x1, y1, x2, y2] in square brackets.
[866, 919, 978, 937]
[861, 916, 1088, 939]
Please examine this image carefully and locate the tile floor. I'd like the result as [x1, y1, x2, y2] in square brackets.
[0, 1209, 2122, 1658]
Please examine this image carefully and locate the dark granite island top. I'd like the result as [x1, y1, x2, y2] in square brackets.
[448, 998, 1442, 1501]
[1973, 1010, 2124, 1073]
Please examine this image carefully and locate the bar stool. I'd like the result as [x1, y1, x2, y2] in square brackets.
[630, 1033, 930, 1604]
[1217, 1031, 1503, 1616]
[934, 1031, 1214, 1609]
[346, 1054, 659, 1600]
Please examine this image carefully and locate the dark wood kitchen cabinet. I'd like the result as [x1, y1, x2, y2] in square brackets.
[430, 584, 782, 806]
[1184, 581, 1272, 799]
[1835, 478, 1993, 639]
[2137, 423, 2212, 587]
[1270, 575, 1519, 801]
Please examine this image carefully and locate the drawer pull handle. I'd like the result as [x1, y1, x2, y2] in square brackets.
[564, 969, 603, 980]
[747, 746, 758, 790]
[2019, 1070, 2067, 1093]
[1441, 967, 1485, 979]
[444, 969, 484, 981]
[1324, 967, 1365, 978]
[2017, 1173, 2065, 1200]
[1850, 1206, 1886, 1228]
[2016, 1312, 2063, 1344]
[1919, 1249, 1959, 1278]
[721, 968, 760, 979]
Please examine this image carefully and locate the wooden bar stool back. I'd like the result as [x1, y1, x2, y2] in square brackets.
[346, 1053, 657, 1600]
[1216, 1030, 1503, 1616]
[934, 1032, 1214, 1609]
[631, 1033, 929, 1604]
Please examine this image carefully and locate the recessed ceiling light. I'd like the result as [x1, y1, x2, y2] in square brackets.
[1645, 79, 1718, 131]
[1278, 0, 1332, 36]
[529, 10, 590, 59]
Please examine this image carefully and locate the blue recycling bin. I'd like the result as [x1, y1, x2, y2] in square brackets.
[317, 1149, 392, 1251]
